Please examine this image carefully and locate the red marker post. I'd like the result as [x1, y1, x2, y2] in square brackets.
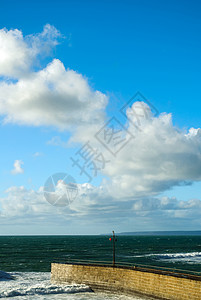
[109, 231, 116, 266]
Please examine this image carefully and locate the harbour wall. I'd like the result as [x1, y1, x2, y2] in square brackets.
[51, 263, 201, 300]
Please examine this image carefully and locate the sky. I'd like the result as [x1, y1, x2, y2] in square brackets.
[0, 0, 201, 235]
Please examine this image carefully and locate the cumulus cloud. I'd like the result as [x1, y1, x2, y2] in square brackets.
[11, 160, 24, 174]
[46, 101, 201, 203]
[0, 26, 107, 130]
[0, 59, 107, 129]
[99, 102, 201, 197]
[0, 24, 61, 78]
[0, 184, 201, 230]
[0, 28, 31, 78]
[0, 186, 63, 223]
[70, 185, 201, 229]
[0, 184, 103, 221]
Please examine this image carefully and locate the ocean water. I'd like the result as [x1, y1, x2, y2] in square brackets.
[0, 235, 200, 299]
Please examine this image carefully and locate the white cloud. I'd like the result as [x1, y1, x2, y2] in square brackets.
[0, 59, 107, 129]
[0, 26, 107, 131]
[33, 152, 43, 157]
[0, 184, 201, 231]
[11, 160, 24, 174]
[0, 24, 61, 78]
[98, 103, 201, 198]
[132, 196, 201, 212]
[0, 186, 57, 220]
[0, 28, 30, 78]
[47, 136, 70, 147]
[46, 101, 201, 206]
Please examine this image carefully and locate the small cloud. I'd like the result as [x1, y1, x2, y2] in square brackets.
[67, 33, 72, 47]
[47, 136, 69, 148]
[11, 160, 24, 175]
[33, 152, 43, 157]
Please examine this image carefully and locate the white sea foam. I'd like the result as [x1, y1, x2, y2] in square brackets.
[155, 252, 201, 259]
[0, 272, 151, 299]
[133, 251, 201, 263]
[158, 252, 201, 264]
[0, 272, 91, 298]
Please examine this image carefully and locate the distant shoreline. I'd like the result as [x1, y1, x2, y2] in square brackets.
[0, 231, 201, 236]
[103, 231, 201, 236]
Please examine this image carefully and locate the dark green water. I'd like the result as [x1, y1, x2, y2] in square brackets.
[0, 235, 201, 274]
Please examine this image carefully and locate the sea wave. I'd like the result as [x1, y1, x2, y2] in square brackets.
[0, 272, 91, 298]
[153, 252, 201, 259]
[132, 251, 201, 263]
[0, 284, 91, 298]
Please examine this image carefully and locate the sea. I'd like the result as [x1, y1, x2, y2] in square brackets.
[0, 235, 201, 299]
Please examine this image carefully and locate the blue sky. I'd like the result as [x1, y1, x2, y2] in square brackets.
[0, 0, 201, 234]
